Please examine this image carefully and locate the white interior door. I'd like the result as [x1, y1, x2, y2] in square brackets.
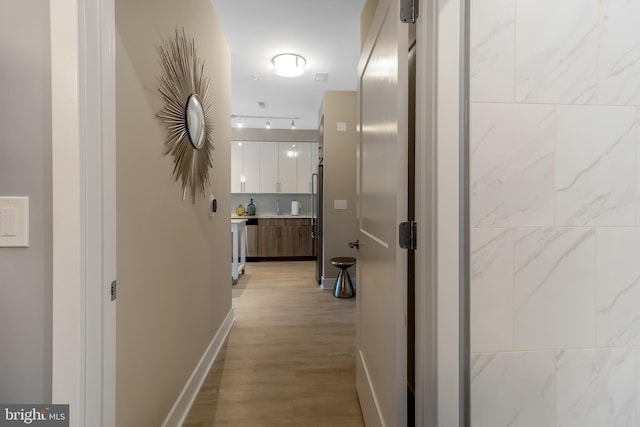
[356, 0, 409, 425]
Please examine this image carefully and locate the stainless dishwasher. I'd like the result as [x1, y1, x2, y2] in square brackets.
[246, 218, 258, 261]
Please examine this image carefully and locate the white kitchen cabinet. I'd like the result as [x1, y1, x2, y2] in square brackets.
[232, 141, 319, 194]
[259, 142, 279, 193]
[231, 142, 243, 193]
[243, 142, 260, 193]
[296, 143, 313, 193]
[278, 142, 297, 193]
[230, 141, 260, 193]
[311, 143, 319, 173]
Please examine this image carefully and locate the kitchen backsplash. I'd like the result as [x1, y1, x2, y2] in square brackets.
[231, 193, 313, 216]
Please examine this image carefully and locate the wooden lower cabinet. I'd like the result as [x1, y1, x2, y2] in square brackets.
[258, 218, 313, 258]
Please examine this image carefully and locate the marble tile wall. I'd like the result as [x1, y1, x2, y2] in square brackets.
[470, 0, 640, 425]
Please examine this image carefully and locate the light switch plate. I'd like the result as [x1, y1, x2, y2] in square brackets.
[334, 199, 348, 210]
[0, 197, 29, 247]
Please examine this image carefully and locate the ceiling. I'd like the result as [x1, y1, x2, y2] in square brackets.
[210, 0, 366, 130]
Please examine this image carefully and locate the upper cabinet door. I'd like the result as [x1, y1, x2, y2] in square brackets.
[311, 143, 319, 174]
[232, 141, 319, 194]
[259, 142, 279, 193]
[242, 142, 261, 193]
[230, 141, 243, 193]
[278, 142, 297, 193]
[296, 143, 313, 193]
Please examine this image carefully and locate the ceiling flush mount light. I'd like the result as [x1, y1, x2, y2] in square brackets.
[272, 53, 306, 77]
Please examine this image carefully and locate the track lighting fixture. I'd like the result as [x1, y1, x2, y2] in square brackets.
[231, 115, 300, 129]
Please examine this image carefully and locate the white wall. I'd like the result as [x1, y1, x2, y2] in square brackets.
[0, 0, 52, 404]
[470, 0, 640, 425]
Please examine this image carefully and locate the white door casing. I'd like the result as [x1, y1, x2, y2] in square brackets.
[51, 0, 116, 426]
[356, 0, 409, 425]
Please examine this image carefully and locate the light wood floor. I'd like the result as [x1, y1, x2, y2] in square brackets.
[183, 261, 364, 426]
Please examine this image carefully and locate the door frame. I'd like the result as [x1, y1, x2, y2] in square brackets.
[413, 0, 438, 424]
[50, 0, 116, 426]
[413, 0, 468, 425]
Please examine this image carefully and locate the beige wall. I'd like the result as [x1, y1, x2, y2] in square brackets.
[115, 1, 231, 425]
[0, 0, 52, 404]
[321, 91, 358, 281]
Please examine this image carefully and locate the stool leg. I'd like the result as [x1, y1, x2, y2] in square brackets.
[333, 267, 355, 298]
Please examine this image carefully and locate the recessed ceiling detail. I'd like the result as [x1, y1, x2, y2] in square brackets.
[315, 72, 329, 82]
[258, 101, 268, 109]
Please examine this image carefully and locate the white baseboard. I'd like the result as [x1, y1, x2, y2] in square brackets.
[320, 277, 335, 290]
[162, 308, 235, 427]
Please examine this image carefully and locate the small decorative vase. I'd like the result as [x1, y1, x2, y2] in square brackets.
[247, 198, 256, 216]
[235, 204, 245, 216]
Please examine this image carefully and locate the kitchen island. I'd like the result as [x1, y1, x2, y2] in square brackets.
[231, 218, 247, 282]
[231, 215, 314, 260]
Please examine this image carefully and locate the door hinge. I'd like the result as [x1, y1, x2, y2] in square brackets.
[110, 280, 117, 302]
[400, 0, 419, 23]
[399, 221, 417, 250]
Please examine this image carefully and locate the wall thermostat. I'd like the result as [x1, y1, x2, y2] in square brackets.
[209, 195, 217, 216]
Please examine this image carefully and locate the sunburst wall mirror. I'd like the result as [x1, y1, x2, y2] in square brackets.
[157, 28, 214, 203]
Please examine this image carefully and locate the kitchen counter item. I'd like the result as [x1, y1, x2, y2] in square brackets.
[234, 204, 245, 216]
[291, 200, 300, 216]
[232, 214, 312, 219]
[247, 198, 256, 216]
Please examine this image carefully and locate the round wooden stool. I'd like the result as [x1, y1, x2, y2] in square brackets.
[330, 257, 356, 298]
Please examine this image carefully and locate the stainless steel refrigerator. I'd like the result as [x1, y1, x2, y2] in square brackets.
[312, 163, 323, 284]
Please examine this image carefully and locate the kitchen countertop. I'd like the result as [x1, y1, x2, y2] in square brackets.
[231, 214, 312, 219]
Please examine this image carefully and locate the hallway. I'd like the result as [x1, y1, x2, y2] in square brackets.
[183, 261, 364, 426]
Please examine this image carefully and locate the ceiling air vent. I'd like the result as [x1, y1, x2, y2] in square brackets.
[258, 101, 267, 109]
[315, 72, 329, 82]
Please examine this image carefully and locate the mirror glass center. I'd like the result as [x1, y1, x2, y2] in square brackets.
[186, 94, 206, 149]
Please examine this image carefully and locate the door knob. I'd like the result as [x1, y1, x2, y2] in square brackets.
[349, 240, 359, 249]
